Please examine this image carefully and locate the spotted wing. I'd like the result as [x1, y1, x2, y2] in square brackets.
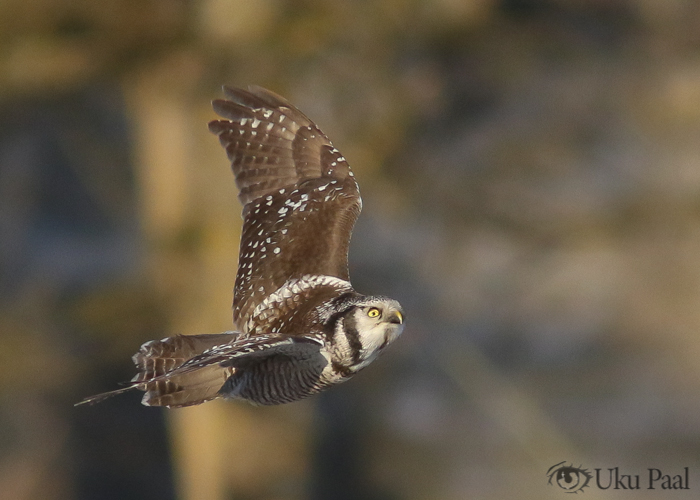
[208, 86, 361, 331]
[76, 333, 325, 408]
[137, 333, 326, 407]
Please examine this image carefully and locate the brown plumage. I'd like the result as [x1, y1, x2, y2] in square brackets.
[208, 86, 361, 330]
[77, 86, 404, 408]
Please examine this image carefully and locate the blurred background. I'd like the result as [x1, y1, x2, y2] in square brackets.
[2, 0, 700, 499]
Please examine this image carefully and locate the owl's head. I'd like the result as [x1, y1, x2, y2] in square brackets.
[334, 296, 405, 371]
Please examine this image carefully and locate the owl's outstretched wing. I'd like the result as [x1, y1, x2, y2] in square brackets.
[208, 86, 361, 332]
[76, 333, 326, 408]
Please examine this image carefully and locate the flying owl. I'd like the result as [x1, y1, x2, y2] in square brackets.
[78, 86, 405, 408]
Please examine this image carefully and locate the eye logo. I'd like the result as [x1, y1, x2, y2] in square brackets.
[547, 462, 593, 493]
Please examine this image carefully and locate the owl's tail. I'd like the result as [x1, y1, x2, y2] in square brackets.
[133, 333, 239, 407]
[76, 333, 238, 408]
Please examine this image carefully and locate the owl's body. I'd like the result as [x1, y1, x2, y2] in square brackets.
[78, 86, 404, 408]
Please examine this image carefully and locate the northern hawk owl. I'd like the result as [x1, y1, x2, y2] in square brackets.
[78, 86, 405, 408]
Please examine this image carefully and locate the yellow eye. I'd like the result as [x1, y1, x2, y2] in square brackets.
[367, 307, 381, 318]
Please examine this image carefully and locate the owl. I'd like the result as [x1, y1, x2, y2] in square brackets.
[78, 86, 404, 408]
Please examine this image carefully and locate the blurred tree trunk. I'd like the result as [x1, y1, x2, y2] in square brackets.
[124, 51, 231, 500]
[123, 50, 312, 500]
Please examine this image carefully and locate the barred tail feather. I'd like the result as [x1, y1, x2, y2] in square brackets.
[141, 364, 235, 408]
[132, 333, 238, 382]
[76, 332, 239, 408]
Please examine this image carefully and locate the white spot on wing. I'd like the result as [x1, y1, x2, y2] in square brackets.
[246, 275, 352, 332]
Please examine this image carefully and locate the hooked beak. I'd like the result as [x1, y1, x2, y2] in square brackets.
[388, 310, 404, 325]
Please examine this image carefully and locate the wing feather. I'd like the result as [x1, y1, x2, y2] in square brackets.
[75, 333, 325, 408]
[208, 86, 361, 331]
